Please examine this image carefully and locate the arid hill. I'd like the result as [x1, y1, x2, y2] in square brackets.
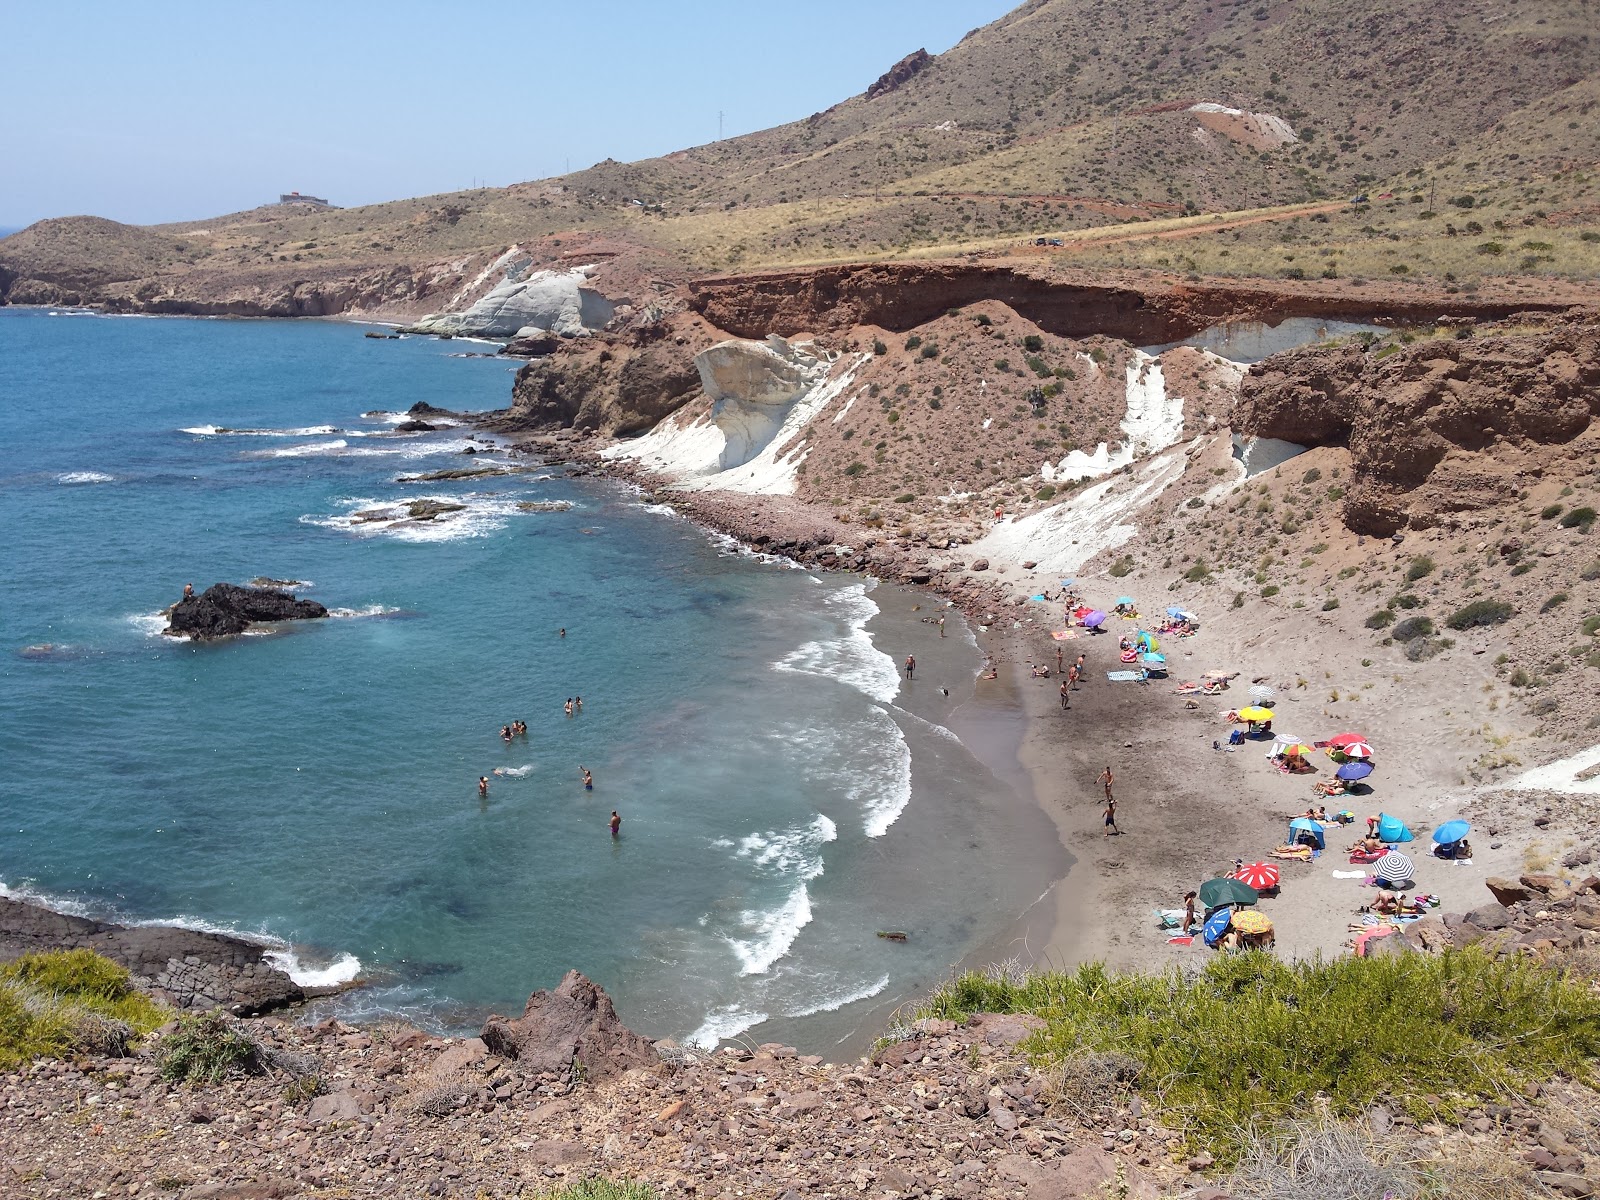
[3, 0, 1598, 311]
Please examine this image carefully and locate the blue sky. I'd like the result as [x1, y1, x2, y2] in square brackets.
[0, 1, 1016, 227]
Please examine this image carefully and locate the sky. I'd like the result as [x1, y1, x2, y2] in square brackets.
[0, 0, 1017, 228]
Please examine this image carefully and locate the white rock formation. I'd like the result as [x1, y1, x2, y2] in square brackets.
[697, 336, 825, 469]
[1041, 352, 1185, 483]
[412, 265, 614, 338]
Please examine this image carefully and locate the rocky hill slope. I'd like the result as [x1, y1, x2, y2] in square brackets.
[3, 0, 1598, 310]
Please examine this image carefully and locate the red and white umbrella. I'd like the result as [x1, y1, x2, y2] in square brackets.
[1233, 862, 1281, 891]
[1340, 741, 1375, 760]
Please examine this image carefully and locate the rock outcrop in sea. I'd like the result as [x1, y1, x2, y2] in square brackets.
[165, 583, 328, 640]
[408, 265, 615, 340]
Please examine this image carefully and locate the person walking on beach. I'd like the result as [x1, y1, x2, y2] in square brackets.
[609, 810, 622, 838]
[581, 766, 593, 791]
[1059, 680, 1070, 710]
[938, 615, 946, 638]
[1183, 891, 1198, 932]
[1056, 647, 1063, 674]
[1067, 663, 1080, 690]
[478, 776, 490, 798]
[1098, 765, 1115, 804]
[1076, 653, 1086, 679]
[1103, 798, 1119, 837]
[904, 654, 916, 680]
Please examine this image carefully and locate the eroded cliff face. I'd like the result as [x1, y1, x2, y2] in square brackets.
[1234, 317, 1600, 535]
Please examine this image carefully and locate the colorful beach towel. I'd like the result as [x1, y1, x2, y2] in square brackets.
[1050, 629, 1086, 641]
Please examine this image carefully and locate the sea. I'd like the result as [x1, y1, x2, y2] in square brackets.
[0, 308, 1064, 1053]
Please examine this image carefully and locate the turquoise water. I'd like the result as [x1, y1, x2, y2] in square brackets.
[0, 308, 1060, 1050]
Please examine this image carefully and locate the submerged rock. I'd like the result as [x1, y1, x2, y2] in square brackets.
[481, 970, 656, 1079]
[165, 583, 328, 640]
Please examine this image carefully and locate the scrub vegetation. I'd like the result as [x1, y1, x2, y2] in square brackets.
[0, 949, 168, 1069]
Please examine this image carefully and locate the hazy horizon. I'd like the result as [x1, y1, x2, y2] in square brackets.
[0, 0, 1014, 229]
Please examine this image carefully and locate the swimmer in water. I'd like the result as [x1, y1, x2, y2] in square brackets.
[574, 695, 583, 712]
[478, 776, 489, 797]
[581, 766, 593, 791]
[500, 725, 513, 743]
[559, 627, 566, 638]
[609, 810, 621, 838]
[564, 698, 574, 717]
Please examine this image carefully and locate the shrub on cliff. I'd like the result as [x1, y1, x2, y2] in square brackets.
[1445, 599, 1514, 630]
[0, 950, 168, 1068]
[158, 1010, 267, 1085]
[917, 950, 1600, 1163]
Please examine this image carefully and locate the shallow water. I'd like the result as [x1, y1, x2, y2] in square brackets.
[0, 309, 1062, 1050]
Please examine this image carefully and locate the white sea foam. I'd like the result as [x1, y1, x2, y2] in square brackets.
[261, 438, 349, 458]
[302, 491, 528, 543]
[687, 1004, 769, 1050]
[735, 814, 837, 881]
[328, 604, 403, 618]
[56, 471, 115, 484]
[182, 424, 337, 437]
[126, 612, 170, 638]
[494, 764, 536, 778]
[263, 949, 364, 988]
[729, 883, 813, 976]
[858, 705, 913, 837]
[774, 582, 900, 705]
[0, 878, 98, 918]
[786, 973, 891, 1018]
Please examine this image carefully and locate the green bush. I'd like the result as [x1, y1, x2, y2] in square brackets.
[1022, 334, 1044, 352]
[1301, 467, 1322, 484]
[903, 335, 922, 351]
[917, 951, 1600, 1163]
[1581, 560, 1600, 582]
[536, 1181, 662, 1200]
[974, 314, 992, 327]
[1184, 560, 1212, 582]
[920, 343, 939, 360]
[872, 339, 887, 356]
[893, 493, 915, 504]
[1391, 616, 1434, 642]
[843, 462, 867, 477]
[1321, 598, 1340, 611]
[1365, 609, 1395, 629]
[0, 950, 169, 1069]
[1391, 593, 1421, 610]
[1035, 485, 1057, 502]
[1446, 599, 1514, 630]
[1541, 593, 1569, 614]
[1583, 614, 1600, 638]
[159, 1010, 266, 1086]
[1260, 585, 1280, 598]
[1560, 506, 1597, 531]
[1405, 555, 1435, 582]
[1541, 504, 1564, 520]
[1108, 556, 1134, 578]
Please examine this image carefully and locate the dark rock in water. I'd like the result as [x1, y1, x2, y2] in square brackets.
[481, 970, 655, 1079]
[166, 583, 328, 640]
[247, 577, 309, 590]
[502, 331, 559, 358]
[395, 419, 439, 432]
[0, 896, 306, 1015]
[408, 401, 456, 416]
[403, 499, 466, 521]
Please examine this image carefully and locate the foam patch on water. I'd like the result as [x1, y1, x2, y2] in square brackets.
[263, 949, 364, 988]
[182, 424, 337, 437]
[127, 612, 171, 638]
[494, 764, 535, 778]
[687, 1004, 769, 1050]
[858, 706, 913, 837]
[56, 471, 115, 484]
[328, 604, 403, 618]
[786, 973, 891, 1018]
[0, 877, 99, 918]
[256, 437, 484, 461]
[302, 492, 529, 543]
[729, 884, 813, 976]
[736, 814, 837, 881]
[774, 582, 901, 704]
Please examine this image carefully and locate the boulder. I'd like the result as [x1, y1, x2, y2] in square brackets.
[395, 419, 439, 432]
[411, 266, 614, 339]
[480, 970, 655, 1080]
[1486, 876, 1535, 906]
[1520, 873, 1564, 895]
[165, 583, 327, 641]
[1466, 904, 1511, 931]
[970, 1012, 1047, 1048]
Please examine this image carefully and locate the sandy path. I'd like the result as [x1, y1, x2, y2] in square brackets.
[1041, 201, 1349, 254]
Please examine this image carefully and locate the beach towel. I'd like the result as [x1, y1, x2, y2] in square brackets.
[1167, 935, 1194, 946]
[1106, 670, 1145, 682]
[1349, 849, 1385, 864]
[1331, 870, 1366, 879]
[1050, 629, 1085, 641]
[1270, 846, 1313, 860]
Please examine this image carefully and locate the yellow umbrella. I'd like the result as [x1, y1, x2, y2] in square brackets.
[1238, 706, 1275, 722]
[1231, 910, 1273, 934]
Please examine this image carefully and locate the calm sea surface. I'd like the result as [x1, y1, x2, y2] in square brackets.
[0, 308, 1061, 1050]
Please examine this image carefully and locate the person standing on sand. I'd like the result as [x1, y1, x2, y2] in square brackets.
[1076, 653, 1086, 679]
[1183, 891, 1198, 932]
[939, 615, 946, 638]
[905, 654, 916, 680]
[1098, 766, 1114, 803]
[1059, 680, 1070, 710]
[609, 810, 621, 838]
[1103, 798, 1119, 837]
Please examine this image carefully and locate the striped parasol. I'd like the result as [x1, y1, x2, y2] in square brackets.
[1249, 684, 1276, 702]
[1340, 741, 1375, 760]
[1374, 851, 1415, 884]
[1233, 862, 1281, 891]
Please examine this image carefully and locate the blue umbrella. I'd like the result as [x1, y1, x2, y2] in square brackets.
[1431, 819, 1471, 845]
[1166, 605, 1184, 617]
[1376, 814, 1414, 843]
[1336, 761, 1374, 781]
[1116, 596, 1135, 607]
[1202, 908, 1233, 947]
[1287, 817, 1325, 850]
[1141, 652, 1166, 664]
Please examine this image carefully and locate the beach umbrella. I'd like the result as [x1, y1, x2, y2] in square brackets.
[1336, 761, 1375, 781]
[1234, 862, 1280, 891]
[1431, 819, 1471, 845]
[1373, 851, 1415, 884]
[1201, 908, 1233, 947]
[1082, 610, 1107, 628]
[1166, 605, 1185, 618]
[1137, 631, 1159, 651]
[1117, 596, 1136, 607]
[1249, 684, 1275, 702]
[1238, 705, 1274, 723]
[1278, 742, 1316, 758]
[1328, 732, 1368, 748]
[1375, 814, 1414, 843]
[1198, 877, 1259, 909]
[1231, 910, 1273, 935]
[1340, 741, 1375, 760]
[1140, 652, 1167, 665]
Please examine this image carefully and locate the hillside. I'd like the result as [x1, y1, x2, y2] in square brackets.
[3, 0, 1599, 312]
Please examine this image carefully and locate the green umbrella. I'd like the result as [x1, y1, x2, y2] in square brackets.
[1198, 877, 1259, 910]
